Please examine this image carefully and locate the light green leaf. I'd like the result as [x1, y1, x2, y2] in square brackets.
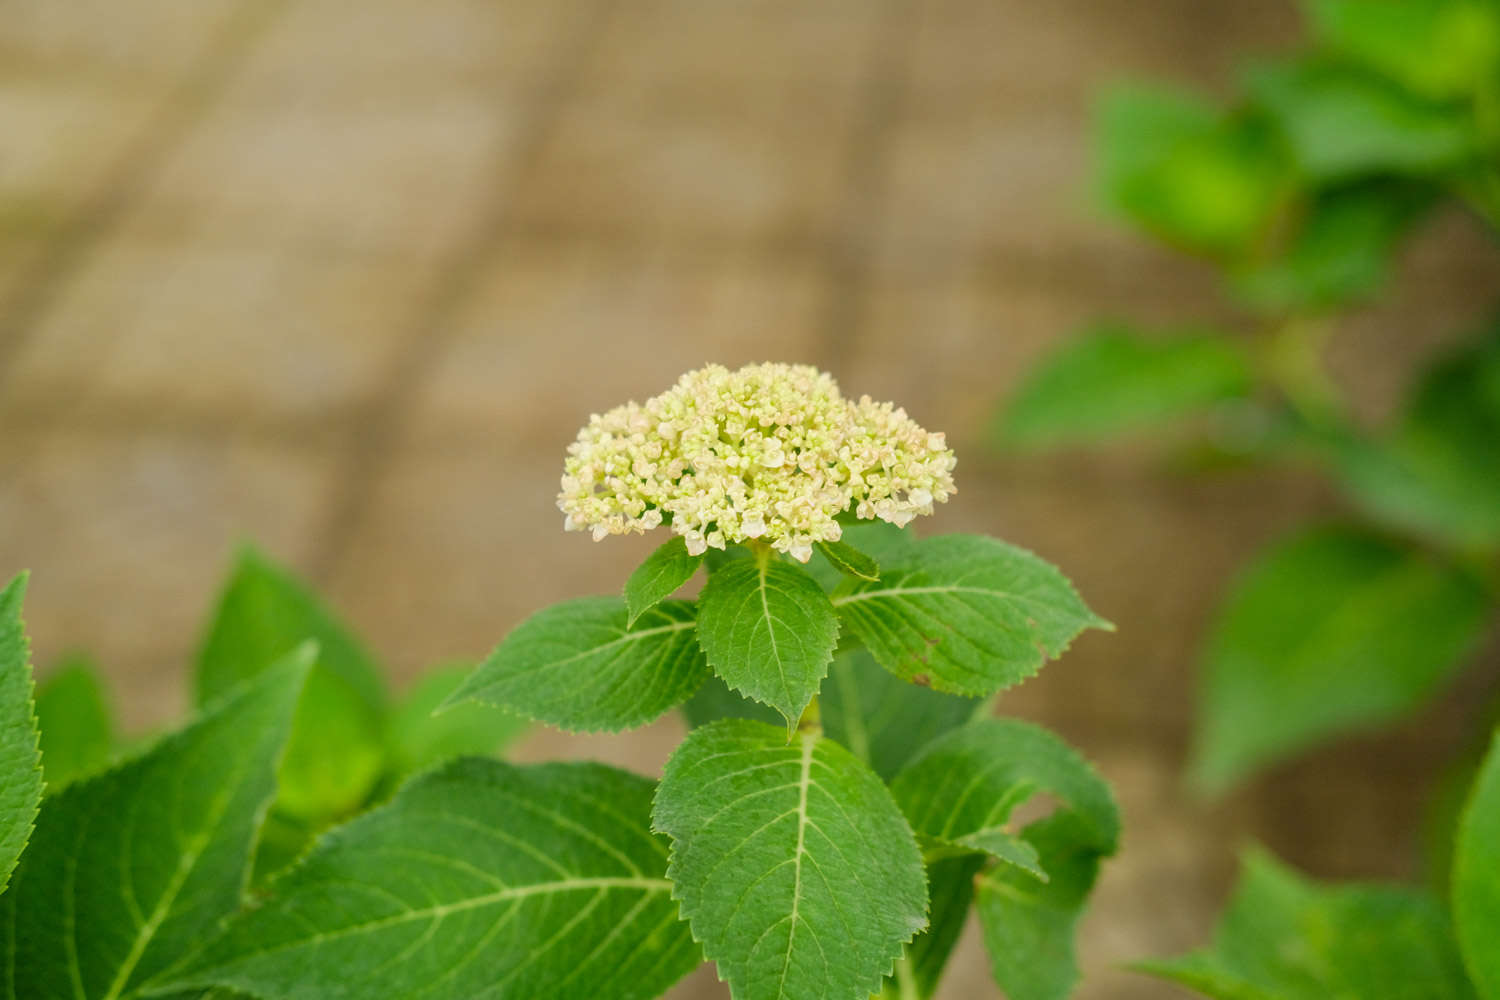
[35, 657, 115, 792]
[881, 855, 986, 1000]
[653, 719, 927, 1000]
[821, 649, 978, 782]
[163, 758, 700, 1000]
[388, 664, 529, 777]
[1455, 726, 1500, 998]
[445, 597, 709, 732]
[891, 719, 1119, 878]
[1097, 86, 1287, 256]
[624, 536, 703, 625]
[1309, 0, 1500, 100]
[0, 573, 42, 896]
[1191, 526, 1490, 794]
[998, 325, 1254, 448]
[815, 540, 880, 581]
[1137, 848, 1476, 1000]
[197, 548, 385, 820]
[696, 559, 840, 725]
[1246, 58, 1481, 181]
[9, 649, 312, 1000]
[977, 813, 1111, 1000]
[832, 534, 1111, 697]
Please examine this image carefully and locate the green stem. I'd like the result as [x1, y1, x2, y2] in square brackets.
[797, 694, 821, 735]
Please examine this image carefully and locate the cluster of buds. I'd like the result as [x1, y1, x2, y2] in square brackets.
[558, 363, 956, 561]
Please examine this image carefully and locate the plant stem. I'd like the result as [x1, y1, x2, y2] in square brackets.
[798, 694, 821, 734]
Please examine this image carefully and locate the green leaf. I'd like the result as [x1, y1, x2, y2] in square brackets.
[1246, 58, 1482, 181]
[696, 558, 840, 725]
[1309, 0, 1500, 100]
[197, 548, 386, 820]
[653, 719, 927, 1000]
[806, 523, 917, 594]
[1097, 86, 1287, 256]
[891, 719, 1120, 877]
[445, 597, 709, 732]
[388, 664, 529, 777]
[814, 540, 880, 581]
[0, 573, 42, 896]
[832, 534, 1111, 697]
[882, 854, 986, 1000]
[976, 813, 1112, 1000]
[1335, 323, 1500, 549]
[9, 649, 312, 1000]
[1191, 526, 1490, 794]
[624, 536, 703, 625]
[1231, 179, 1435, 311]
[681, 673, 785, 729]
[1455, 726, 1500, 998]
[821, 650, 978, 782]
[997, 325, 1255, 448]
[163, 758, 701, 1000]
[1137, 847, 1476, 1000]
[35, 657, 115, 792]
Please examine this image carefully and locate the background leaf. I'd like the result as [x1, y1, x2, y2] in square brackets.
[653, 719, 927, 1000]
[1454, 726, 1500, 998]
[997, 325, 1255, 448]
[167, 758, 700, 1000]
[624, 536, 703, 625]
[387, 664, 529, 778]
[1191, 526, 1491, 793]
[1309, 0, 1500, 100]
[197, 548, 386, 821]
[814, 540, 880, 581]
[696, 559, 839, 724]
[8, 650, 311, 1000]
[0, 573, 42, 896]
[1137, 848, 1476, 999]
[832, 534, 1110, 697]
[35, 656, 114, 792]
[680, 673, 787, 730]
[881, 855, 986, 1000]
[447, 597, 708, 732]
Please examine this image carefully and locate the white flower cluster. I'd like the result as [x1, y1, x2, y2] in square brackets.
[558, 363, 956, 562]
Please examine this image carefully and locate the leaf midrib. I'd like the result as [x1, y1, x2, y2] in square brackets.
[778, 735, 815, 997]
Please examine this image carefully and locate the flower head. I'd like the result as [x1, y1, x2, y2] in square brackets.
[558, 363, 956, 561]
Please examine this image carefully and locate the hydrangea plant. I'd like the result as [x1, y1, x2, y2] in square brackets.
[2, 363, 1131, 1000]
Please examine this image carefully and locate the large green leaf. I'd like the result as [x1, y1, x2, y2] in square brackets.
[197, 548, 385, 820]
[0, 573, 42, 895]
[821, 650, 977, 782]
[1137, 848, 1476, 999]
[1309, 0, 1500, 100]
[624, 536, 703, 626]
[881, 854, 985, 1000]
[387, 664, 529, 777]
[696, 558, 840, 725]
[8, 650, 312, 1000]
[1246, 58, 1481, 181]
[35, 656, 114, 792]
[976, 813, 1112, 1000]
[162, 758, 700, 1000]
[1455, 726, 1500, 998]
[997, 325, 1254, 448]
[445, 597, 709, 732]
[832, 534, 1110, 697]
[1191, 526, 1490, 794]
[1097, 86, 1287, 256]
[653, 719, 927, 1000]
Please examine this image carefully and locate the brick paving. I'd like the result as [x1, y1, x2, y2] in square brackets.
[3, 1, 1498, 997]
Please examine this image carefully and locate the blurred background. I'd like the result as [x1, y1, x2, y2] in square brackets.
[2, 1, 1498, 997]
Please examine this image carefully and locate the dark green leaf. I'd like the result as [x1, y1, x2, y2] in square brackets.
[445, 597, 709, 732]
[9, 649, 312, 1000]
[1246, 58, 1481, 181]
[815, 540, 880, 581]
[0, 573, 42, 895]
[388, 664, 529, 777]
[164, 759, 701, 1000]
[832, 534, 1111, 697]
[35, 657, 114, 792]
[197, 548, 386, 821]
[1191, 526, 1490, 794]
[997, 325, 1255, 448]
[624, 536, 703, 625]
[1455, 726, 1500, 998]
[654, 719, 927, 1000]
[696, 558, 840, 725]
[1097, 86, 1287, 256]
[1137, 848, 1476, 999]
[882, 855, 986, 1000]
[1309, 0, 1500, 100]
[680, 673, 784, 729]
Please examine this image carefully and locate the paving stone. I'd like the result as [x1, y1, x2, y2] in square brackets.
[0, 428, 336, 730]
[1, 230, 429, 424]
